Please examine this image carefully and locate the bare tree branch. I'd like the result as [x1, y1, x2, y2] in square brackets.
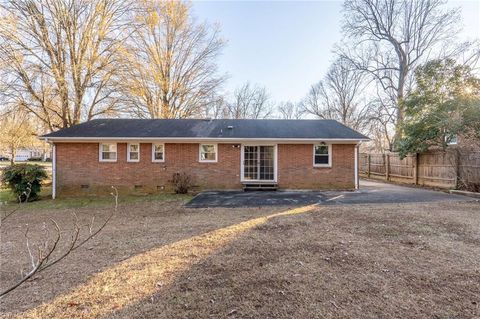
[0, 186, 118, 298]
[0, 0, 132, 130]
[277, 101, 304, 119]
[225, 82, 273, 119]
[117, 0, 226, 119]
[338, 0, 462, 145]
[301, 58, 372, 133]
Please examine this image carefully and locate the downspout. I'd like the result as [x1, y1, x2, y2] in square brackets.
[354, 143, 360, 190]
[51, 141, 56, 199]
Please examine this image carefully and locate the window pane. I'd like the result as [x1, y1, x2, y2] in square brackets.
[103, 152, 116, 160]
[315, 145, 328, 155]
[201, 145, 214, 153]
[200, 144, 216, 161]
[315, 155, 329, 165]
[202, 152, 215, 161]
[101, 143, 117, 161]
[102, 143, 116, 152]
[129, 144, 139, 152]
[448, 135, 458, 145]
[152, 144, 164, 161]
[129, 152, 139, 160]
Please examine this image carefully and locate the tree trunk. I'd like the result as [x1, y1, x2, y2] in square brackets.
[10, 147, 15, 166]
[393, 64, 407, 150]
[393, 104, 403, 149]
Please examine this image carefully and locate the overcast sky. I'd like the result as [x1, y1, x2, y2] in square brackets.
[192, 0, 480, 103]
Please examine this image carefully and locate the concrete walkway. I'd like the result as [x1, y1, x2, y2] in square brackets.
[186, 180, 473, 208]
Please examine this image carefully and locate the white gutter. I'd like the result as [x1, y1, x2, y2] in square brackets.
[39, 136, 370, 144]
[52, 143, 56, 199]
[354, 143, 360, 190]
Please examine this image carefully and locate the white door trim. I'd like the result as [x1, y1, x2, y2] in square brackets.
[240, 144, 277, 183]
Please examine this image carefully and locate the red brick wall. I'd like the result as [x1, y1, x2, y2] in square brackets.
[55, 142, 355, 196]
[277, 144, 355, 189]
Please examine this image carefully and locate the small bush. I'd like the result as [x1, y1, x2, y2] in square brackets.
[1, 164, 48, 202]
[172, 172, 193, 194]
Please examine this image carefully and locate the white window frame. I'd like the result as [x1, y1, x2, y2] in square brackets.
[152, 143, 165, 162]
[199, 143, 218, 163]
[313, 144, 332, 167]
[127, 143, 140, 162]
[99, 143, 117, 162]
[446, 134, 458, 145]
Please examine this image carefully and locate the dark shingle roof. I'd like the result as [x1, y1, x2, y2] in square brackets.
[42, 119, 369, 140]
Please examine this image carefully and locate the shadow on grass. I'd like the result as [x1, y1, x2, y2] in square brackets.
[5, 202, 480, 318]
[0, 187, 192, 210]
[104, 203, 480, 319]
[7, 204, 319, 318]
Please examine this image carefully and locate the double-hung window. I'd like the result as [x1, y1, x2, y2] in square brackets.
[127, 143, 140, 162]
[313, 144, 331, 167]
[99, 143, 117, 162]
[152, 143, 165, 162]
[199, 144, 217, 162]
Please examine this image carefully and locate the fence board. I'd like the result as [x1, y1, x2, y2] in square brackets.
[360, 150, 479, 190]
[458, 151, 480, 191]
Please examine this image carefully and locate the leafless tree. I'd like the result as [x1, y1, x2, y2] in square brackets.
[119, 0, 226, 119]
[339, 0, 461, 145]
[0, 111, 37, 165]
[301, 58, 372, 132]
[225, 82, 273, 119]
[203, 94, 228, 119]
[0, 187, 118, 298]
[0, 0, 132, 131]
[277, 101, 303, 119]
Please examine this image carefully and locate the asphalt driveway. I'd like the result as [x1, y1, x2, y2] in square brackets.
[185, 180, 473, 208]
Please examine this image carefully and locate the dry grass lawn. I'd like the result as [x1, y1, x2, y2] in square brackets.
[1, 197, 479, 318]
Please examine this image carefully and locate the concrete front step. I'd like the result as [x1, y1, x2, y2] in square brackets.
[242, 183, 278, 191]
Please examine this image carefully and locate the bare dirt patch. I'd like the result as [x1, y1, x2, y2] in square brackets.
[1, 199, 479, 318]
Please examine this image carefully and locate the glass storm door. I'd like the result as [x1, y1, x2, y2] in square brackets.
[243, 146, 275, 181]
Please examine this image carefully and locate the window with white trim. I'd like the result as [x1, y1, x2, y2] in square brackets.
[446, 134, 458, 145]
[127, 143, 140, 162]
[313, 144, 331, 167]
[152, 143, 165, 162]
[199, 144, 217, 162]
[99, 143, 117, 162]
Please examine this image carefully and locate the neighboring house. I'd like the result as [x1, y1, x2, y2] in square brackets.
[14, 148, 46, 162]
[41, 119, 369, 198]
[448, 134, 480, 151]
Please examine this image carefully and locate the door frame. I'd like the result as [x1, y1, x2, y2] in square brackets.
[240, 143, 278, 183]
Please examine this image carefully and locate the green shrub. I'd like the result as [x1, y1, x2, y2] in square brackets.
[172, 172, 193, 194]
[1, 164, 48, 202]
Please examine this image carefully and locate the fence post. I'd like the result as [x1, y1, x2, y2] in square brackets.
[367, 154, 371, 178]
[413, 153, 419, 185]
[385, 153, 390, 181]
[454, 149, 460, 189]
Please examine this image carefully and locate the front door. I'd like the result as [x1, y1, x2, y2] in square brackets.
[242, 145, 276, 182]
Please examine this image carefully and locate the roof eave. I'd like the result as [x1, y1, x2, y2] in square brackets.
[40, 136, 370, 143]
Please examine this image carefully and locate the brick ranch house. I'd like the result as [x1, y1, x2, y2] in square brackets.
[41, 119, 369, 198]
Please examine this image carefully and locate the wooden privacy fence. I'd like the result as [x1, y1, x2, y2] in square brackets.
[359, 150, 480, 190]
